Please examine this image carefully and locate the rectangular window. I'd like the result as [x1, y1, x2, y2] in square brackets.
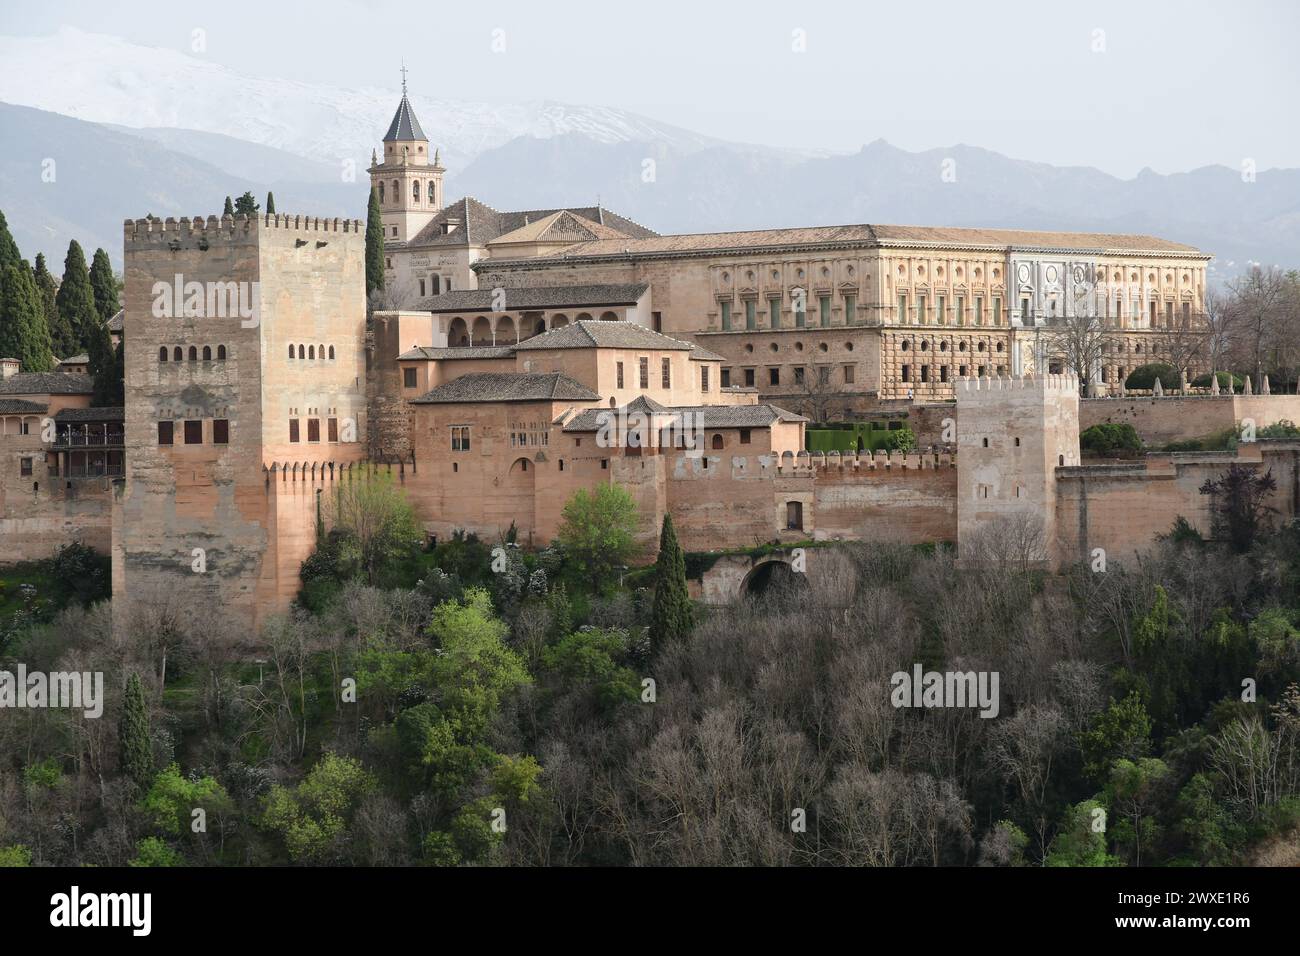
[937, 295, 946, 325]
[617, 361, 624, 389]
[743, 368, 755, 388]
[328, 418, 338, 443]
[184, 420, 202, 444]
[652, 311, 662, 332]
[819, 295, 831, 327]
[955, 295, 965, 326]
[975, 296, 984, 326]
[917, 295, 927, 325]
[769, 367, 780, 386]
[940, 365, 949, 383]
[902, 364, 911, 382]
[721, 368, 731, 388]
[720, 300, 731, 331]
[992, 297, 1002, 325]
[451, 426, 471, 451]
[1021, 297, 1032, 323]
[1182, 301, 1191, 324]
[817, 366, 830, 385]
[794, 295, 805, 327]
[794, 367, 805, 386]
[213, 419, 229, 444]
[920, 365, 929, 384]
[661, 357, 671, 389]
[158, 421, 174, 445]
[419, 279, 425, 297]
[701, 366, 710, 392]
[740, 429, 752, 444]
[20, 457, 32, 477]
[403, 368, 417, 388]
[745, 299, 756, 329]
[769, 297, 782, 329]
[843, 364, 855, 384]
[897, 293, 907, 323]
[639, 357, 649, 389]
[289, 419, 300, 443]
[307, 418, 320, 443]
[844, 293, 856, 325]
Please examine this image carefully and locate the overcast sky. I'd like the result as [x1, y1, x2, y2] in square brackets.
[2, 0, 1296, 177]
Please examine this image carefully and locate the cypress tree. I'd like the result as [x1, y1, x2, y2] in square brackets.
[365, 185, 385, 294]
[90, 325, 122, 406]
[265, 191, 276, 214]
[0, 209, 20, 274]
[234, 191, 259, 217]
[89, 247, 120, 323]
[0, 263, 54, 372]
[33, 254, 75, 357]
[649, 513, 694, 652]
[223, 195, 234, 216]
[55, 240, 97, 355]
[119, 673, 155, 793]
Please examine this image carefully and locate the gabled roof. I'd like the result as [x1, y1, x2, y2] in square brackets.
[412, 372, 600, 404]
[55, 406, 124, 422]
[0, 398, 47, 414]
[403, 196, 657, 250]
[562, 400, 807, 432]
[0, 372, 94, 395]
[513, 319, 696, 352]
[383, 94, 427, 142]
[489, 210, 630, 246]
[107, 310, 124, 332]
[484, 222, 1206, 263]
[398, 346, 517, 361]
[419, 284, 648, 313]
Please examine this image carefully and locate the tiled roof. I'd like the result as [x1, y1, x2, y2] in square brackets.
[383, 94, 426, 142]
[490, 222, 1204, 262]
[412, 372, 599, 404]
[0, 398, 47, 414]
[514, 319, 695, 352]
[687, 343, 726, 362]
[55, 406, 124, 422]
[563, 400, 807, 432]
[107, 310, 124, 332]
[419, 283, 649, 313]
[0, 372, 94, 395]
[404, 197, 657, 249]
[59, 354, 90, 365]
[398, 346, 517, 361]
[489, 210, 630, 246]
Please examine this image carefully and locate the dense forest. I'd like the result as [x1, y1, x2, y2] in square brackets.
[2, 467, 1299, 868]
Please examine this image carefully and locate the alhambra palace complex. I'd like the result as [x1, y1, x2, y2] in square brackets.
[4, 91, 1300, 631]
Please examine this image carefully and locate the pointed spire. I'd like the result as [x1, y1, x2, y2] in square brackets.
[383, 66, 426, 143]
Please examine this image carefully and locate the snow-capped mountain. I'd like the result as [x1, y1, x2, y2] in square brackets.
[0, 27, 737, 170]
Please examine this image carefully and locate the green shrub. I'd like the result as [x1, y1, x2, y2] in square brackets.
[1125, 363, 1179, 391]
[1192, 371, 1243, 391]
[1081, 423, 1142, 456]
[1258, 419, 1300, 439]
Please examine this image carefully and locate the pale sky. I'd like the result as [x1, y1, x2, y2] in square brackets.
[2, 0, 1297, 177]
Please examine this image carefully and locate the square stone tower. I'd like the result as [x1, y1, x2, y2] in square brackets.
[114, 213, 368, 636]
[955, 373, 1080, 567]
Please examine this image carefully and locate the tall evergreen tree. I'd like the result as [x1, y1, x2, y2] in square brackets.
[89, 247, 120, 323]
[649, 513, 695, 652]
[223, 195, 234, 216]
[0, 262, 54, 372]
[265, 191, 276, 214]
[55, 240, 98, 355]
[234, 191, 259, 217]
[33, 254, 74, 357]
[119, 673, 155, 793]
[0, 209, 20, 274]
[90, 325, 122, 406]
[365, 186, 385, 294]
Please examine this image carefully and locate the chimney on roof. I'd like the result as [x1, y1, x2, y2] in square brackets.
[0, 358, 19, 380]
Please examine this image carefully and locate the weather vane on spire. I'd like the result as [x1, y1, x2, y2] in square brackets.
[400, 61, 409, 95]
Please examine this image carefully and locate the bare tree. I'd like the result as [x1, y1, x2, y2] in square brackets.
[1042, 311, 1119, 391]
[1228, 267, 1288, 392]
[1201, 285, 1238, 382]
[794, 364, 846, 423]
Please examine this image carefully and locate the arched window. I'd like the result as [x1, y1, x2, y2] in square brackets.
[173, 347, 183, 361]
[289, 344, 295, 359]
[318, 344, 325, 360]
[711, 434, 723, 449]
[202, 346, 212, 361]
[188, 346, 197, 362]
[328, 346, 335, 360]
[298, 345, 305, 359]
[378, 182, 385, 203]
[413, 181, 420, 202]
[159, 346, 168, 362]
[308, 345, 315, 360]
[427, 180, 436, 204]
[217, 345, 227, 360]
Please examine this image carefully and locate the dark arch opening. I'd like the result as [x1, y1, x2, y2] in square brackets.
[742, 560, 807, 599]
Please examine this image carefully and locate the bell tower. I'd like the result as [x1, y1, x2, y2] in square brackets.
[368, 66, 443, 243]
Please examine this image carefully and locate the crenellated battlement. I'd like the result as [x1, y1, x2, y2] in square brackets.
[957, 372, 1080, 396]
[124, 213, 364, 242]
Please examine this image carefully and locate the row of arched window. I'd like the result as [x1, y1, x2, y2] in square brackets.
[377, 180, 437, 205]
[288, 344, 336, 361]
[159, 345, 227, 362]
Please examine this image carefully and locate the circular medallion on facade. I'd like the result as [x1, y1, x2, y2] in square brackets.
[1017, 264, 1030, 283]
